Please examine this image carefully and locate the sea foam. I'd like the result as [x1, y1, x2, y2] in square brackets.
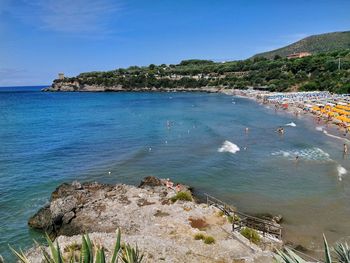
[271, 147, 331, 161]
[218, 140, 240, 154]
[285, 122, 296, 127]
[337, 165, 347, 181]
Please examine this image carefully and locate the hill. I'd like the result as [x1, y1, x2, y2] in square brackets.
[45, 50, 350, 94]
[254, 31, 350, 59]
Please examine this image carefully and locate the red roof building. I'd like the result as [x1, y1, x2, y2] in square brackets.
[286, 52, 311, 59]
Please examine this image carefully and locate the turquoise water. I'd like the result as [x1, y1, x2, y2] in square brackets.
[1, 86, 350, 258]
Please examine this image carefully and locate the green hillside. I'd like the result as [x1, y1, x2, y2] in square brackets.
[53, 49, 350, 93]
[254, 31, 350, 59]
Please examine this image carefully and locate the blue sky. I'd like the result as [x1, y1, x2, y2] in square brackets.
[0, 0, 349, 86]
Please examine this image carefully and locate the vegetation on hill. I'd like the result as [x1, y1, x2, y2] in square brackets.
[56, 49, 350, 93]
[254, 31, 350, 59]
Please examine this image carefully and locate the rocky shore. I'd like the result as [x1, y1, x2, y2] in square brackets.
[42, 81, 221, 93]
[27, 177, 280, 262]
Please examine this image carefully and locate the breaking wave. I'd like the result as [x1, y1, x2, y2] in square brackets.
[337, 165, 347, 181]
[218, 140, 240, 154]
[271, 147, 331, 161]
[285, 122, 296, 127]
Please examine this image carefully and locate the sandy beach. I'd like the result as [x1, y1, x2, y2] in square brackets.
[229, 89, 350, 144]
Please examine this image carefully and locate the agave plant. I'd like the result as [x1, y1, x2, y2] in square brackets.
[120, 244, 143, 263]
[9, 229, 143, 263]
[275, 234, 340, 263]
[334, 242, 350, 263]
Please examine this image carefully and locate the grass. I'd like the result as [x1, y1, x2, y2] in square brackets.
[216, 211, 225, 217]
[193, 233, 215, 245]
[240, 227, 261, 245]
[194, 233, 205, 240]
[170, 191, 192, 202]
[203, 236, 215, 245]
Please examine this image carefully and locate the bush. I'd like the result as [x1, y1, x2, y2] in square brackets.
[203, 236, 215, 245]
[194, 233, 205, 240]
[240, 227, 261, 244]
[216, 210, 225, 217]
[170, 191, 192, 202]
[226, 215, 233, 224]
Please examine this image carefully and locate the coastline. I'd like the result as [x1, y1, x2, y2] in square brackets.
[230, 89, 350, 144]
[42, 83, 223, 93]
[3, 88, 350, 261]
[25, 177, 281, 263]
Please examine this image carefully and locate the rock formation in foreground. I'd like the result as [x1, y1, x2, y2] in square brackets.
[27, 177, 280, 262]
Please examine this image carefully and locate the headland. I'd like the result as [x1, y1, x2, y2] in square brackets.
[25, 176, 281, 263]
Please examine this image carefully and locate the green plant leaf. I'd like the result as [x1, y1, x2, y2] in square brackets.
[9, 245, 31, 263]
[85, 234, 94, 262]
[80, 235, 91, 263]
[55, 241, 63, 263]
[334, 242, 350, 263]
[95, 247, 106, 263]
[110, 229, 121, 263]
[323, 234, 332, 263]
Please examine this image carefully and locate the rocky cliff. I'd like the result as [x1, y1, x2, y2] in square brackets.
[27, 177, 280, 262]
[43, 80, 220, 93]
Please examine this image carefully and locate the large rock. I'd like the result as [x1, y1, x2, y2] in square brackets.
[28, 181, 117, 237]
[28, 177, 194, 238]
[28, 205, 53, 232]
[26, 176, 279, 263]
[138, 176, 164, 188]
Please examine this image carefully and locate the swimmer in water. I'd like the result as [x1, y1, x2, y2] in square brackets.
[276, 127, 284, 135]
[245, 127, 249, 133]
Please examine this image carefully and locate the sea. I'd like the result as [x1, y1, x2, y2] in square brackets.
[1, 86, 350, 259]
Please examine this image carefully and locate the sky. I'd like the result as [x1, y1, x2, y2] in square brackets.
[0, 0, 349, 86]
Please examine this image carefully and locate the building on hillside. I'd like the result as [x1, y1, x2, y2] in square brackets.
[286, 52, 311, 59]
[58, 73, 65, 80]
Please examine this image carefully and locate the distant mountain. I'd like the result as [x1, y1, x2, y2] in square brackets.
[254, 31, 350, 59]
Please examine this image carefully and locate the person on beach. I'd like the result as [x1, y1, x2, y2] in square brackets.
[295, 155, 299, 163]
[175, 183, 182, 192]
[165, 178, 174, 189]
[344, 144, 348, 154]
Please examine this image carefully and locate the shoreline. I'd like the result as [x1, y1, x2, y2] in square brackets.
[25, 176, 281, 262]
[230, 89, 350, 144]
